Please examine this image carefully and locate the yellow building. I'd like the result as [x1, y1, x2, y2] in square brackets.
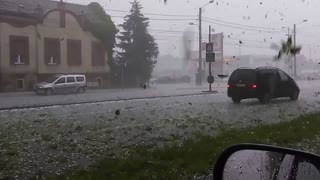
[0, 0, 111, 91]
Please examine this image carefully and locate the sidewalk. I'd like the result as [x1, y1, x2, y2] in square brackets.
[0, 83, 226, 110]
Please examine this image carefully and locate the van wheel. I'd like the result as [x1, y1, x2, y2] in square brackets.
[290, 89, 299, 101]
[259, 93, 272, 104]
[77, 87, 85, 94]
[45, 89, 53, 96]
[232, 97, 241, 104]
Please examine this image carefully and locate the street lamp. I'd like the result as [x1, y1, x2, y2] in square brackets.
[201, 0, 214, 8]
[197, 0, 214, 85]
[293, 19, 308, 78]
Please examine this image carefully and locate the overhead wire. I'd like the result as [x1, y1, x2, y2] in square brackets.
[110, 15, 196, 21]
[202, 19, 283, 33]
[105, 9, 197, 18]
[105, 8, 287, 33]
[202, 16, 282, 31]
[2, 1, 319, 38]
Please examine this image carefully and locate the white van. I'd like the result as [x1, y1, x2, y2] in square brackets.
[33, 74, 87, 95]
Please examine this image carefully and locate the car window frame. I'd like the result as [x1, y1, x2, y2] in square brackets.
[55, 77, 66, 84]
[278, 70, 289, 82]
[76, 76, 85, 82]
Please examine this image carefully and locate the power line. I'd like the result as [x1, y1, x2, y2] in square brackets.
[110, 15, 196, 21]
[203, 16, 282, 31]
[225, 44, 271, 49]
[107, 9, 282, 32]
[149, 29, 187, 33]
[202, 19, 284, 33]
[227, 37, 280, 45]
[105, 8, 196, 18]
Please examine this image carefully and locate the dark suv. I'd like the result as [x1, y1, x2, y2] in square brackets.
[227, 67, 300, 103]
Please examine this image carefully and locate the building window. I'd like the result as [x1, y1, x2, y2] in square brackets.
[10, 36, 29, 65]
[91, 42, 105, 66]
[44, 38, 60, 65]
[67, 40, 82, 66]
[16, 79, 25, 90]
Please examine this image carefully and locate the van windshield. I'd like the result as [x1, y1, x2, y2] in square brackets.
[44, 76, 59, 83]
[229, 69, 256, 83]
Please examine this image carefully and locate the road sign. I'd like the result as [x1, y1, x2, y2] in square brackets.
[206, 43, 213, 53]
[207, 75, 214, 84]
[206, 52, 215, 62]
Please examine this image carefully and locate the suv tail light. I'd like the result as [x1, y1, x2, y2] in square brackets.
[252, 84, 257, 89]
[227, 84, 231, 88]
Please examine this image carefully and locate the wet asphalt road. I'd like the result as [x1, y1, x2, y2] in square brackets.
[0, 83, 225, 110]
[1, 81, 320, 179]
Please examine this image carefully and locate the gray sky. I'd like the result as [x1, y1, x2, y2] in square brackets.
[66, 0, 320, 60]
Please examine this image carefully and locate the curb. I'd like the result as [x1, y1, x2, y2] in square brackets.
[0, 91, 219, 112]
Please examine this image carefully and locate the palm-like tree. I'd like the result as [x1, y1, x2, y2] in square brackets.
[275, 36, 302, 75]
[277, 36, 301, 59]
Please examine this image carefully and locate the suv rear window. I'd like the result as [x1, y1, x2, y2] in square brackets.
[76, 76, 84, 82]
[229, 69, 256, 83]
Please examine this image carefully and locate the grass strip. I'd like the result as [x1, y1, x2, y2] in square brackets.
[58, 113, 320, 180]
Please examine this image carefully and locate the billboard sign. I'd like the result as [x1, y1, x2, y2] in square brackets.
[211, 33, 224, 62]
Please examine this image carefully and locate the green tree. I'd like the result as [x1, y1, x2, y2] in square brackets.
[275, 36, 302, 75]
[86, 3, 117, 76]
[117, 0, 159, 87]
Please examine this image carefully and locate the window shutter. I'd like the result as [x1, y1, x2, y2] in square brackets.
[91, 42, 105, 66]
[67, 40, 82, 66]
[56, 40, 61, 64]
[10, 36, 15, 65]
[25, 38, 29, 64]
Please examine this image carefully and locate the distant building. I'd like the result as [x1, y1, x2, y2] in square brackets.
[0, 0, 111, 91]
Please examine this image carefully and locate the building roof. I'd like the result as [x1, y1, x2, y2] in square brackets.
[0, 0, 90, 15]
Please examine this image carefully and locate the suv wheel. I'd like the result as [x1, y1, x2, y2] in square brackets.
[259, 93, 272, 104]
[45, 88, 53, 96]
[232, 97, 241, 104]
[290, 89, 299, 101]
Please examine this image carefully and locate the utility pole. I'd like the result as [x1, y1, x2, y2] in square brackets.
[198, 7, 202, 85]
[293, 24, 297, 79]
[209, 25, 212, 91]
[196, 1, 214, 85]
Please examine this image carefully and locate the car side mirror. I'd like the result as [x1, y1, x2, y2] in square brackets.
[213, 144, 320, 180]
